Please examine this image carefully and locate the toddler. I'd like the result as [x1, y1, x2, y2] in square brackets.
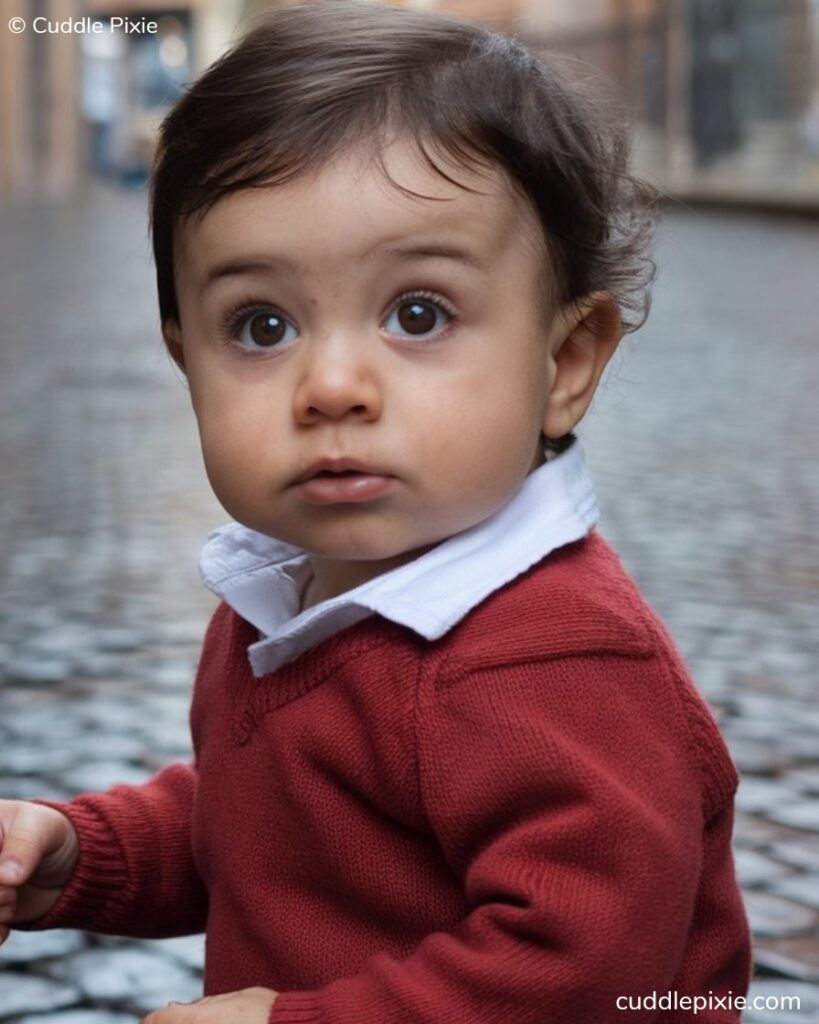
[0, 2, 752, 1022]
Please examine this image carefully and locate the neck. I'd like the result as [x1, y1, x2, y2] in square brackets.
[302, 544, 439, 611]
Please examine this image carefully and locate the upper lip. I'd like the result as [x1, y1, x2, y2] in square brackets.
[292, 457, 392, 484]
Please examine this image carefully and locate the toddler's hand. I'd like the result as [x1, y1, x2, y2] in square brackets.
[0, 799, 79, 944]
[142, 987, 279, 1024]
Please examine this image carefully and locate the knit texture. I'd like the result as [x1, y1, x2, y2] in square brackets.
[31, 532, 751, 1023]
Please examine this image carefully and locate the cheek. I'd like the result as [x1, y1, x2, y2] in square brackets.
[190, 359, 266, 435]
[190, 379, 278, 480]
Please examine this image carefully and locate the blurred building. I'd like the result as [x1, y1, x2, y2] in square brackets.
[2, 0, 818, 208]
[512, 0, 819, 207]
[0, 0, 243, 203]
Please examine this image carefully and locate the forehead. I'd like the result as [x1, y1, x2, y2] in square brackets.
[175, 137, 545, 280]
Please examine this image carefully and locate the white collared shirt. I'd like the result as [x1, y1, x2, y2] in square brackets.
[199, 436, 599, 677]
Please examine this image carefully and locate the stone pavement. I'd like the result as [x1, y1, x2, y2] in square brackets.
[0, 185, 817, 1022]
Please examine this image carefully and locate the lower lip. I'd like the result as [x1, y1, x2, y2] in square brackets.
[295, 473, 395, 504]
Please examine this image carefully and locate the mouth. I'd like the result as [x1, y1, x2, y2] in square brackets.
[292, 459, 396, 504]
[292, 458, 392, 484]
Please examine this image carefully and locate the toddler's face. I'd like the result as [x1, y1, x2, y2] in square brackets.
[166, 137, 578, 587]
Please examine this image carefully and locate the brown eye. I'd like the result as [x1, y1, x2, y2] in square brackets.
[234, 309, 297, 350]
[398, 301, 436, 334]
[384, 295, 450, 339]
[249, 313, 287, 347]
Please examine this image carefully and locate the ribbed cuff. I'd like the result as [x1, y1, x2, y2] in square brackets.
[269, 991, 325, 1024]
[16, 797, 130, 932]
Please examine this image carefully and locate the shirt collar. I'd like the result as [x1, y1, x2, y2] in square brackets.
[199, 435, 599, 676]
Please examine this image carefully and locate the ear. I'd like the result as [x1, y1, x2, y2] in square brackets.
[543, 292, 622, 440]
[162, 319, 187, 375]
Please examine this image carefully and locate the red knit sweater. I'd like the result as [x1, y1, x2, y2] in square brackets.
[34, 532, 751, 1023]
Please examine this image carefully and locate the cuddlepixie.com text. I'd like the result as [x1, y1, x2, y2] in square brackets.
[616, 991, 801, 1015]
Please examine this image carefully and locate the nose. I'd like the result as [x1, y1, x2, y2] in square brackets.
[292, 336, 383, 425]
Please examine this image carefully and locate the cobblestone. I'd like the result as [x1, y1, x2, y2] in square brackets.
[43, 947, 204, 1008]
[743, 891, 819, 939]
[753, 938, 819, 984]
[13, 1012, 138, 1024]
[1, 187, 817, 1015]
[768, 804, 819, 834]
[771, 874, 819, 911]
[733, 848, 794, 888]
[0, 973, 80, 1018]
[0, 930, 85, 964]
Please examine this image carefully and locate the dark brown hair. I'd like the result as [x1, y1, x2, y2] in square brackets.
[150, 0, 659, 331]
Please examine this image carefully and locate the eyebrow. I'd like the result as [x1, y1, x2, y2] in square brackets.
[200, 241, 489, 292]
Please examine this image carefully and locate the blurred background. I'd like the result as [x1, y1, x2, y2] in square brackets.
[2, 0, 819, 206]
[1, 1, 818, 1021]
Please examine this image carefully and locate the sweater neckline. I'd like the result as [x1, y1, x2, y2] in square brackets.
[200, 434, 599, 676]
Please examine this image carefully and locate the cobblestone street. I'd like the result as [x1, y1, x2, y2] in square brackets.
[0, 185, 817, 1022]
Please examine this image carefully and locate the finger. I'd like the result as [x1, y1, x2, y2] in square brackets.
[0, 806, 54, 886]
[141, 1003, 189, 1024]
[0, 923, 9, 945]
[12, 880, 65, 927]
[0, 884, 17, 923]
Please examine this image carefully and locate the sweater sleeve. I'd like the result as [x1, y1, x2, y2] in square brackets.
[20, 761, 208, 938]
[270, 650, 748, 1024]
